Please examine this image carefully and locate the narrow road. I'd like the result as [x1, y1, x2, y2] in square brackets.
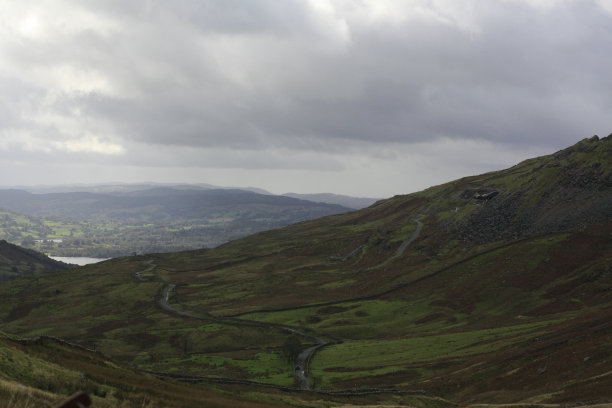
[144, 261, 330, 389]
[294, 338, 326, 389]
[159, 283, 205, 319]
[285, 328, 327, 389]
[134, 259, 156, 281]
[135, 218, 423, 391]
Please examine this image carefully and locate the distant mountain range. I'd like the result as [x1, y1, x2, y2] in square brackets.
[0, 188, 351, 222]
[7, 183, 381, 209]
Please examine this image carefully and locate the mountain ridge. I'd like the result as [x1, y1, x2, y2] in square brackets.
[407, 134, 612, 244]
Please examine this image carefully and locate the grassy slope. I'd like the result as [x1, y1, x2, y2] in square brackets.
[0, 334, 290, 408]
[0, 136, 610, 406]
[0, 334, 447, 408]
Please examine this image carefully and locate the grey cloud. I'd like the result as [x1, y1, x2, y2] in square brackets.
[87, 0, 313, 36]
[1, 0, 611, 181]
[1, 136, 344, 172]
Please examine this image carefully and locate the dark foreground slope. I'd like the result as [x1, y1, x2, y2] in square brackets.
[0, 135, 610, 406]
[0, 333, 444, 408]
[0, 240, 71, 281]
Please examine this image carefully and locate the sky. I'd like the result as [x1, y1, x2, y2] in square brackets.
[0, 0, 611, 198]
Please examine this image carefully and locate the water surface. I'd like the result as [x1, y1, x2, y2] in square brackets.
[50, 256, 109, 266]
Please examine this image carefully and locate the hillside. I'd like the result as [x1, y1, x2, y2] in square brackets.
[2, 334, 436, 408]
[0, 135, 610, 406]
[0, 188, 351, 257]
[0, 240, 72, 281]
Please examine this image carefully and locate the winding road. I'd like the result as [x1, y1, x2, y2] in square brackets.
[155, 278, 327, 389]
[159, 284, 205, 319]
[134, 259, 155, 281]
[134, 218, 424, 390]
[284, 328, 327, 389]
[366, 218, 423, 270]
[295, 341, 325, 389]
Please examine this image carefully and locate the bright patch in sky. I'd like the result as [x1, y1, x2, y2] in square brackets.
[18, 15, 41, 37]
[60, 136, 125, 155]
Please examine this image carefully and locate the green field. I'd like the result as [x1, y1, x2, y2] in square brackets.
[0, 209, 327, 258]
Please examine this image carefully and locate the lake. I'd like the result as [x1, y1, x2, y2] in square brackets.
[50, 256, 109, 266]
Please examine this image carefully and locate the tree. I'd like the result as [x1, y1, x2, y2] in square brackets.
[281, 335, 302, 363]
[21, 235, 36, 248]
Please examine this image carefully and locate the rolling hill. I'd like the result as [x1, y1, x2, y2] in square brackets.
[0, 135, 610, 407]
[0, 188, 352, 257]
[0, 187, 351, 222]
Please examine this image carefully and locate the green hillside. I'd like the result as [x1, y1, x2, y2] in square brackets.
[0, 135, 610, 406]
[2, 333, 441, 408]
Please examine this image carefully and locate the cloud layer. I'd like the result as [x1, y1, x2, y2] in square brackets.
[1, 0, 610, 196]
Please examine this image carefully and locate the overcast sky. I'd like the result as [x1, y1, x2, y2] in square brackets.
[0, 0, 610, 197]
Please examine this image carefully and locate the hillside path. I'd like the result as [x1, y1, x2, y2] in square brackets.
[134, 259, 155, 281]
[366, 218, 423, 270]
[159, 284, 205, 319]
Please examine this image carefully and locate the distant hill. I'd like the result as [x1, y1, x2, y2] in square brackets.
[14, 182, 273, 195]
[1, 135, 610, 406]
[0, 240, 72, 281]
[0, 188, 350, 222]
[283, 192, 381, 209]
[0, 188, 352, 257]
[12, 183, 376, 209]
